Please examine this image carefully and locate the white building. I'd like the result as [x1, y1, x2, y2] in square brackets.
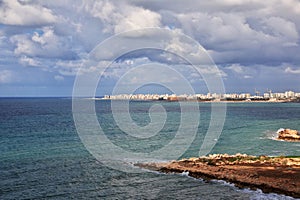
[285, 91, 295, 98]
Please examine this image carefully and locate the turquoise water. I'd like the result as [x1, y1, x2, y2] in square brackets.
[0, 98, 299, 199]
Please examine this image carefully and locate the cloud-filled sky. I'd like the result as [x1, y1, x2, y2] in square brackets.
[0, 0, 300, 96]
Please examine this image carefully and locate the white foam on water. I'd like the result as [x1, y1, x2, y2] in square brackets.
[197, 177, 297, 200]
[180, 171, 189, 176]
[213, 179, 297, 199]
[210, 179, 235, 187]
[244, 188, 297, 200]
[264, 130, 280, 141]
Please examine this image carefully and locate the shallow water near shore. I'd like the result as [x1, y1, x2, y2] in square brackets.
[1, 98, 299, 199]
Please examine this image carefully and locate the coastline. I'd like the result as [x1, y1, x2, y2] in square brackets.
[136, 154, 300, 198]
[99, 91, 300, 103]
[93, 98, 291, 103]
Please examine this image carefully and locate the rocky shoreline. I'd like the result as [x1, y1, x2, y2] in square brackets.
[136, 154, 300, 198]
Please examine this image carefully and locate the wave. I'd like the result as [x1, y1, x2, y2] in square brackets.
[192, 174, 297, 199]
[263, 130, 280, 141]
[209, 178, 296, 199]
[245, 188, 296, 200]
[180, 171, 189, 176]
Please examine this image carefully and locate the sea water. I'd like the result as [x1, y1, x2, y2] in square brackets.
[0, 98, 299, 199]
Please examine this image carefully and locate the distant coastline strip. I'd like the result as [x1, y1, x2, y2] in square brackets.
[99, 90, 300, 102]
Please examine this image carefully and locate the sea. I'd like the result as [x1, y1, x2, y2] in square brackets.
[1, 98, 300, 199]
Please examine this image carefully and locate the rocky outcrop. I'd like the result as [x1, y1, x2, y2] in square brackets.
[136, 154, 300, 198]
[277, 128, 300, 142]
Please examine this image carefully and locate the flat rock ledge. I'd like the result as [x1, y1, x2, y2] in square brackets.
[136, 154, 300, 198]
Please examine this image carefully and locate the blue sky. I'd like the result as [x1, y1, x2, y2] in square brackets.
[0, 0, 300, 97]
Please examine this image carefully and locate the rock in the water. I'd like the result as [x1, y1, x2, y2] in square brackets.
[277, 128, 300, 141]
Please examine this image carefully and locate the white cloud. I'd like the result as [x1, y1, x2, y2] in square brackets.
[243, 75, 253, 79]
[265, 17, 298, 39]
[0, 0, 57, 25]
[224, 63, 259, 79]
[226, 64, 244, 74]
[10, 27, 74, 59]
[114, 7, 161, 33]
[167, 1, 300, 64]
[177, 11, 298, 51]
[198, 65, 227, 77]
[19, 56, 43, 67]
[0, 70, 14, 83]
[145, 28, 214, 65]
[83, 1, 162, 34]
[285, 67, 300, 74]
[55, 59, 114, 76]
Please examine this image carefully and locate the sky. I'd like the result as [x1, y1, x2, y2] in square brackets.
[0, 0, 300, 97]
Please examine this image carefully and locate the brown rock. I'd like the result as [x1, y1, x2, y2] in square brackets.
[136, 154, 300, 198]
[277, 128, 300, 142]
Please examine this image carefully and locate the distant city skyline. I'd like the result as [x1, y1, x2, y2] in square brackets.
[102, 89, 300, 101]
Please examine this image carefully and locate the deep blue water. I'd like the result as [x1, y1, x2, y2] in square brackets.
[1, 98, 299, 199]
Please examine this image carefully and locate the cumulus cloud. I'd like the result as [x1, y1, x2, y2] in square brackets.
[5, 0, 300, 69]
[114, 7, 161, 33]
[1, 0, 300, 95]
[10, 27, 76, 59]
[83, 1, 162, 34]
[176, 11, 299, 65]
[262, 17, 298, 47]
[131, 0, 300, 65]
[0, 0, 57, 25]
